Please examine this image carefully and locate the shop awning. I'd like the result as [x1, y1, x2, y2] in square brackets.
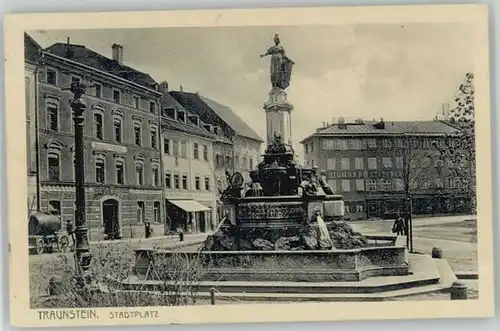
[169, 200, 211, 212]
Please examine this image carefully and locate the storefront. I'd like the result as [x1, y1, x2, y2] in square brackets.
[166, 199, 211, 233]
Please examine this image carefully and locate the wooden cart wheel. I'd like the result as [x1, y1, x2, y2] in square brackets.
[58, 235, 69, 252]
[36, 239, 45, 255]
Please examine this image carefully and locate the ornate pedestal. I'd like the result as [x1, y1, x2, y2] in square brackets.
[264, 88, 294, 145]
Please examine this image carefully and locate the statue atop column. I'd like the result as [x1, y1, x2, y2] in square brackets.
[260, 34, 295, 90]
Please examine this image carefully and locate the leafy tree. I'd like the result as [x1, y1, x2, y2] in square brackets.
[437, 73, 476, 213]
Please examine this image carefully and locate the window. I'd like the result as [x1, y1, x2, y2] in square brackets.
[249, 157, 253, 170]
[134, 123, 142, 146]
[180, 141, 187, 158]
[310, 142, 314, 152]
[94, 112, 103, 140]
[225, 156, 231, 168]
[341, 158, 350, 170]
[172, 140, 179, 157]
[382, 139, 392, 148]
[204, 177, 210, 191]
[422, 178, 432, 189]
[113, 117, 122, 143]
[368, 157, 377, 170]
[152, 166, 159, 186]
[135, 163, 144, 185]
[242, 157, 247, 170]
[182, 175, 188, 190]
[71, 76, 81, 84]
[356, 203, 364, 213]
[163, 139, 170, 154]
[395, 138, 404, 148]
[203, 145, 209, 161]
[334, 140, 347, 150]
[395, 157, 403, 169]
[174, 174, 180, 189]
[394, 179, 404, 191]
[47, 153, 60, 181]
[193, 143, 199, 159]
[353, 139, 362, 150]
[149, 101, 156, 113]
[165, 172, 172, 189]
[137, 202, 145, 224]
[46, 69, 57, 85]
[327, 158, 336, 170]
[382, 157, 392, 168]
[47, 102, 59, 131]
[153, 202, 161, 223]
[94, 84, 102, 98]
[113, 89, 121, 103]
[150, 127, 157, 149]
[48, 201, 61, 218]
[355, 157, 364, 170]
[368, 139, 377, 148]
[305, 144, 309, 154]
[95, 154, 105, 184]
[341, 179, 351, 192]
[115, 159, 124, 184]
[367, 179, 377, 191]
[355, 179, 365, 191]
[133, 96, 140, 109]
[322, 139, 335, 151]
[195, 176, 201, 190]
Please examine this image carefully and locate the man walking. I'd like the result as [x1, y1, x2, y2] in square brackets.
[392, 215, 405, 236]
[66, 219, 75, 250]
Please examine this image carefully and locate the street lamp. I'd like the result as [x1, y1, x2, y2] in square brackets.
[65, 81, 92, 286]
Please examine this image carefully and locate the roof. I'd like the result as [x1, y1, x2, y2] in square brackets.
[160, 91, 231, 143]
[44, 43, 158, 89]
[170, 91, 263, 142]
[24, 33, 42, 64]
[301, 120, 463, 143]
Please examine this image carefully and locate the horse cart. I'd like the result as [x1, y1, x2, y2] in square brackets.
[28, 212, 70, 255]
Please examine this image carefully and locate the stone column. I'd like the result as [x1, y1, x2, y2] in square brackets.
[263, 88, 294, 145]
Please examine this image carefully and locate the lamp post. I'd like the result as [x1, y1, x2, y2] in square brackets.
[66, 82, 92, 285]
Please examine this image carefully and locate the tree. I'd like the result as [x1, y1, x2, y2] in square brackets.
[437, 73, 476, 213]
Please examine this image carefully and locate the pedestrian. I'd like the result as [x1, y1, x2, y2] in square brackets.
[392, 215, 405, 236]
[144, 221, 152, 239]
[66, 219, 75, 249]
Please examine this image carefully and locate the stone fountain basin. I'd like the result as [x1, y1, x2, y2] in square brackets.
[134, 236, 409, 282]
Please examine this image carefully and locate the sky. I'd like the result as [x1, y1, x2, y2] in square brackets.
[29, 23, 473, 157]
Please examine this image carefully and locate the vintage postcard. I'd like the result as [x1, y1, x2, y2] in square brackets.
[3, 4, 493, 327]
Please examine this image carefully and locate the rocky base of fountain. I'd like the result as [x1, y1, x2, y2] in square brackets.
[201, 221, 368, 252]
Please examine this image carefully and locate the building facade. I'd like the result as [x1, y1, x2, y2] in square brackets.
[301, 119, 472, 219]
[169, 91, 264, 221]
[25, 33, 42, 214]
[34, 40, 164, 240]
[159, 82, 219, 233]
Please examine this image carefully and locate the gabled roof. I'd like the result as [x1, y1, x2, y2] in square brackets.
[170, 91, 263, 143]
[301, 120, 463, 143]
[24, 33, 42, 64]
[160, 91, 231, 143]
[44, 43, 157, 89]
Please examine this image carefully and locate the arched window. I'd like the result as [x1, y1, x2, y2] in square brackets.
[46, 101, 59, 131]
[150, 125, 158, 149]
[134, 154, 145, 185]
[114, 155, 125, 184]
[93, 105, 104, 140]
[94, 152, 106, 184]
[46, 141, 62, 181]
[152, 164, 159, 187]
[113, 110, 124, 143]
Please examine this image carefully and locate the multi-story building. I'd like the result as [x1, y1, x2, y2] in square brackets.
[169, 91, 263, 183]
[25, 33, 42, 214]
[169, 91, 264, 222]
[301, 118, 472, 219]
[33, 38, 164, 240]
[158, 82, 224, 233]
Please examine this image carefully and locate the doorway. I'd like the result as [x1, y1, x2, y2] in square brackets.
[102, 198, 119, 239]
[198, 211, 206, 233]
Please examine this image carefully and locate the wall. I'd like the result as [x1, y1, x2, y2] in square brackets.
[233, 135, 262, 183]
[161, 129, 216, 229]
[25, 63, 38, 212]
[36, 55, 164, 232]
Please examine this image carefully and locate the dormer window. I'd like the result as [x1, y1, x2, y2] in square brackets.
[162, 107, 176, 118]
[213, 126, 219, 135]
[188, 115, 200, 127]
[177, 111, 186, 123]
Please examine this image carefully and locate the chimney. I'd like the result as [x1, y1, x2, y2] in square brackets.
[338, 117, 347, 129]
[65, 37, 74, 59]
[180, 85, 184, 92]
[112, 43, 123, 63]
[159, 81, 169, 94]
